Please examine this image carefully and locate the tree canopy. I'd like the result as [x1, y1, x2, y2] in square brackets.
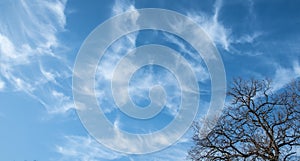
[189, 78, 300, 161]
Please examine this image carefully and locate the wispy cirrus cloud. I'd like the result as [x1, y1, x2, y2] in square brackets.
[163, 33, 210, 83]
[56, 135, 124, 161]
[94, 0, 139, 114]
[187, 0, 262, 55]
[112, 0, 136, 16]
[55, 133, 191, 161]
[59, 0, 193, 159]
[0, 0, 73, 114]
[187, 0, 231, 51]
[272, 61, 300, 91]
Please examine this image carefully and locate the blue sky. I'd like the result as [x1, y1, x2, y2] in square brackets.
[0, 0, 300, 160]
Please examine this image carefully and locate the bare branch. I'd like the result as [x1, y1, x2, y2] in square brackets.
[188, 79, 300, 161]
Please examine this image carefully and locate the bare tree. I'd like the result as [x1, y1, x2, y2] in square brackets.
[188, 78, 300, 161]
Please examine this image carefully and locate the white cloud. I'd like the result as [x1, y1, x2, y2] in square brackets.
[47, 90, 74, 114]
[186, 0, 262, 55]
[55, 133, 191, 161]
[272, 61, 300, 91]
[187, 0, 231, 51]
[95, 0, 139, 114]
[57, 2, 199, 159]
[112, 0, 136, 16]
[127, 132, 192, 161]
[0, 0, 72, 114]
[96, 0, 139, 81]
[40, 65, 58, 84]
[0, 78, 5, 91]
[234, 32, 262, 44]
[163, 33, 210, 82]
[56, 135, 124, 161]
[0, 34, 18, 59]
[0, 34, 32, 65]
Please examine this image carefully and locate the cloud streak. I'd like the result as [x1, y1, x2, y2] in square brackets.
[56, 135, 124, 161]
[56, 133, 192, 161]
[187, 0, 231, 51]
[272, 61, 300, 91]
[187, 0, 263, 55]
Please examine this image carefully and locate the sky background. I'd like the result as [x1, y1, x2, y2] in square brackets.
[0, 0, 300, 160]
